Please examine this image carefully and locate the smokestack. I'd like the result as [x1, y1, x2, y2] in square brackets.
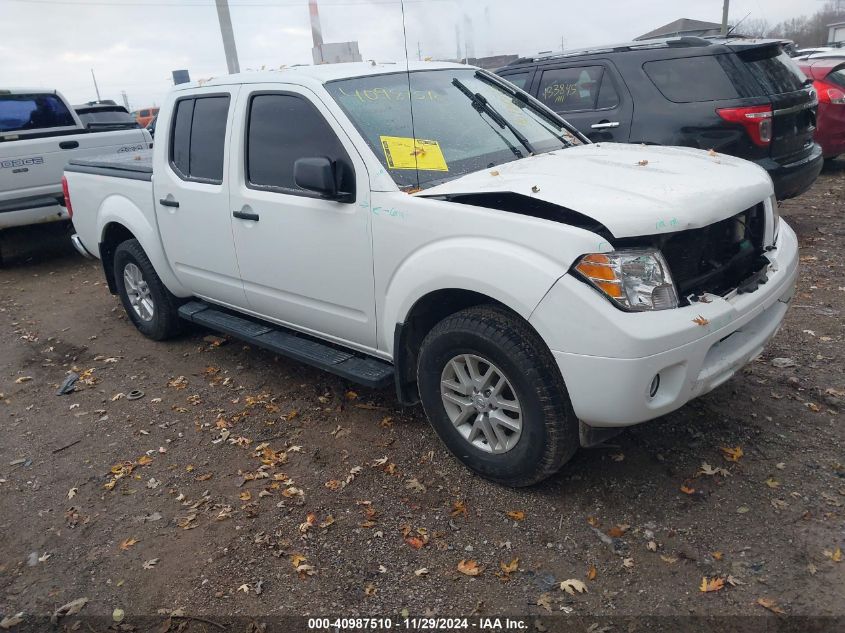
[309, 0, 324, 48]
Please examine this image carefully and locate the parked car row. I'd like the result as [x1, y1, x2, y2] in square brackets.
[496, 36, 822, 200]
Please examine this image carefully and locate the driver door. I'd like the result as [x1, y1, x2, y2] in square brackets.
[228, 84, 377, 350]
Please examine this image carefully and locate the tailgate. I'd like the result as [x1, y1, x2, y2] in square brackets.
[0, 128, 149, 205]
[735, 45, 817, 162]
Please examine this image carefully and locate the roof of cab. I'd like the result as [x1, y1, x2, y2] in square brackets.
[174, 61, 472, 92]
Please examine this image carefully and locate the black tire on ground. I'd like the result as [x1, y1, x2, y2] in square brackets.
[113, 239, 182, 341]
[416, 304, 579, 487]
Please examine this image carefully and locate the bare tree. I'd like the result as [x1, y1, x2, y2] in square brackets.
[739, 17, 771, 38]
[768, 1, 845, 46]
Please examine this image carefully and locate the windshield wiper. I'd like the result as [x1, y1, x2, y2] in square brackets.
[451, 77, 536, 156]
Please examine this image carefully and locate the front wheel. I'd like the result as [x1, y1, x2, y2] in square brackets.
[113, 239, 182, 340]
[417, 305, 579, 487]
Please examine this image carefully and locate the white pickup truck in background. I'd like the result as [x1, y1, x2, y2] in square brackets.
[64, 62, 798, 486]
[0, 88, 151, 232]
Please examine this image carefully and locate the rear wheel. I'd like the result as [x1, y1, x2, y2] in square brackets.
[113, 239, 182, 340]
[417, 305, 579, 487]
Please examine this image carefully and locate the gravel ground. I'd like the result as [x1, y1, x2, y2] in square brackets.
[0, 166, 843, 632]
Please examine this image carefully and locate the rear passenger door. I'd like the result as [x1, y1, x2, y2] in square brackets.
[154, 86, 248, 308]
[531, 62, 632, 142]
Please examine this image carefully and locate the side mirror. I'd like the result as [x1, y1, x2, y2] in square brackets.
[294, 157, 353, 202]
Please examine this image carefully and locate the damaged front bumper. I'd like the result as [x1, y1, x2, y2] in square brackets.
[530, 221, 799, 428]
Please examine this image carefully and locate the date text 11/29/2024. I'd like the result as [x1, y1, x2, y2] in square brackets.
[307, 617, 528, 631]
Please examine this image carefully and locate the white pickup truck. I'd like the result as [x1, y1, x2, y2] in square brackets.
[1, 88, 151, 232]
[65, 62, 798, 486]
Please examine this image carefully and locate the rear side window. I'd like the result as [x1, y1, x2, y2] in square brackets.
[738, 48, 808, 95]
[246, 93, 351, 194]
[644, 55, 739, 103]
[537, 66, 604, 112]
[825, 67, 845, 88]
[169, 95, 230, 183]
[500, 71, 530, 90]
[0, 93, 75, 132]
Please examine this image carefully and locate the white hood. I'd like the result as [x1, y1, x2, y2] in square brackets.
[419, 143, 774, 238]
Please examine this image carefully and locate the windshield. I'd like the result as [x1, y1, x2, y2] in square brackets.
[75, 107, 138, 128]
[326, 68, 582, 189]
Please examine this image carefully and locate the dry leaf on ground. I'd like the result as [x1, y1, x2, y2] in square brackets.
[505, 510, 525, 521]
[560, 579, 588, 595]
[457, 559, 482, 576]
[757, 598, 785, 614]
[699, 577, 724, 593]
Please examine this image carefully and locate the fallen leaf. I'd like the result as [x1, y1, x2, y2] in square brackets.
[586, 516, 600, 527]
[50, 597, 88, 625]
[67, 487, 78, 499]
[720, 446, 744, 462]
[345, 390, 358, 400]
[239, 491, 252, 502]
[606, 524, 630, 538]
[498, 557, 519, 579]
[765, 478, 780, 489]
[757, 598, 785, 615]
[505, 510, 525, 521]
[712, 551, 723, 561]
[142, 558, 159, 570]
[699, 462, 731, 477]
[14, 376, 33, 384]
[622, 557, 634, 569]
[451, 500, 468, 518]
[699, 577, 724, 593]
[647, 541, 658, 552]
[823, 547, 842, 562]
[0, 612, 25, 629]
[119, 537, 139, 551]
[609, 452, 625, 462]
[536, 593, 554, 612]
[680, 485, 696, 495]
[414, 567, 429, 576]
[405, 478, 426, 493]
[692, 315, 710, 326]
[457, 559, 482, 576]
[560, 578, 588, 595]
[637, 159, 649, 166]
[660, 554, 678, 564]
[726, 575, 744, 586]
[237, 583, 250, 593]
[587, 565, 597, 580]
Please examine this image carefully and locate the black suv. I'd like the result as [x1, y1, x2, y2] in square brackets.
[497, 37, 822, 200]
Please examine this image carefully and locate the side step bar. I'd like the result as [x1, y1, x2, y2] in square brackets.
[178, 301, 394, 389]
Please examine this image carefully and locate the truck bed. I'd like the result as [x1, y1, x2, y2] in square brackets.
[65, 149, 153, 181]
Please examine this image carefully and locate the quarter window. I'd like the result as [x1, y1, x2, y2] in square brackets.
[169, 95, 230, 183]
[537, 66, 605, 112]
[644, 56, 740, 103]
[246, 93, 352, 194]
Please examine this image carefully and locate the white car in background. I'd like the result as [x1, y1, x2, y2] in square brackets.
[64, 62, 798, 486]
[0, 88, 151, 232]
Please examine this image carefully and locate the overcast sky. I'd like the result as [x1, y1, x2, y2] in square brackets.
[0, 0, 818, 109]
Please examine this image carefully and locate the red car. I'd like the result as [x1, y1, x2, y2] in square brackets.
[797, 58, 845, 159]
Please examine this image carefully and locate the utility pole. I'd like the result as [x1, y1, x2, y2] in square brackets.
[721, 0, 730, 36]
[215, 0, 240, 74]
[417, 41, 422, 61]
[120, 90, 130, 111]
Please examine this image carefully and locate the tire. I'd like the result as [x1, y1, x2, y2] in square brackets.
[113, 239, 182, 341]
[417, 304, 579, 487]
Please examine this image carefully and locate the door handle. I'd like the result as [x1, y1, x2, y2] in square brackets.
[591, 121, 620, 129]
[233, 210, 260, 221]
[59, 140, 79, 149]
[159, 198, 179, 208]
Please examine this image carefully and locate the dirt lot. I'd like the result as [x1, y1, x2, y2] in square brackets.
[1, 167, 844, 632]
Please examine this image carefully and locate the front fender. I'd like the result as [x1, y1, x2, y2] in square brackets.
[97, 193, 189, 296]
[381, 236, 566, 353]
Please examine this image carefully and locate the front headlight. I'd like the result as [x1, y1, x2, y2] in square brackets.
[770, 194, 780, 242]
[574, 248, 679, 311]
